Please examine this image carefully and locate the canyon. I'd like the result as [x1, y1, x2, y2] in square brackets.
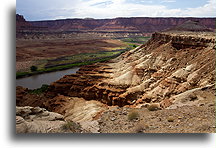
[16, 20, 215, 132]
[17, 14, 215, 34]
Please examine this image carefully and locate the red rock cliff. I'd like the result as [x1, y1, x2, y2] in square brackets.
[29, 17, 215, 33]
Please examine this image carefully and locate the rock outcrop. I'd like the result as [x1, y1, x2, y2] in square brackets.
[16, 14, 47, 38]
[16, 97, 107, 133]
[16, 14, 32, 31]
[16, 106, 66, 133]
[16, 105, 105, 133]
[45, 31, 215, 109]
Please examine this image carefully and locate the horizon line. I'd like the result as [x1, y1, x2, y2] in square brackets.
[16, 14, 216, 22]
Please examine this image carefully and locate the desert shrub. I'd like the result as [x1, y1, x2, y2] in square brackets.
[133, 44, 138, 48]
[133, 121, 149, 133]
[147, 103, 161, 111]
[61, 121, 82, 132]
[167, 116, 175, 122]
[29, 84, 49, 94]
[16, 72, 30, 78]
[127, 110, 139, 121]
[30, 65, 38, 72]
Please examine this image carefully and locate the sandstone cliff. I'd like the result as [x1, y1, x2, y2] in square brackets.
[16, 14, 47, 33]
[16, 14, 30, 29]
[17, 14, 215, 33]
[30, 17, 215, 33]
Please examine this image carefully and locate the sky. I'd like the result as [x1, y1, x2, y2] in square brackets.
[16, 0, 216, 21]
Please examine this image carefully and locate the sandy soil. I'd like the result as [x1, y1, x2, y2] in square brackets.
[16, 38, 126, 71]
[98, 104, 215, 133]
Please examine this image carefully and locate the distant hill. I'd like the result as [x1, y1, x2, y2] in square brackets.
[16, 14, 215, 34]
[16, 14, 47, 32]
[16, 14, 32, 30]
[164, 20, 213, 32]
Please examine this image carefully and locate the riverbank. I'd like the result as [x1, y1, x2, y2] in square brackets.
[16, 55, 117, 79]
[16, 67, 80, 89]
[16, 37, 150, 79]
[16, 50, 124, 79]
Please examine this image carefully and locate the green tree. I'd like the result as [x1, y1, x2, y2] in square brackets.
[133, 44, 138, 48]
[30, 65, 38, 72]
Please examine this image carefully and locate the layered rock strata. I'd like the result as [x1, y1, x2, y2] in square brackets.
[45, 31, 215, 108]
[29, 17, 216, 32]
[17, 14, 215, 39]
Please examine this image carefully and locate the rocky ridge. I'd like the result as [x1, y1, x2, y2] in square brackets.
[17, 14, 215, 39]
[45, 31, 215, 107]
[29, 17, 215, 33]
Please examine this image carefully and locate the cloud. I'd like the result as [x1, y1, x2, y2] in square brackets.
[161, 0, 176, 3]
[182, 0, 216, 17]
[64, 0, 215, 19]
[68, 0, 181, 19]
[17, 0, 216, 20]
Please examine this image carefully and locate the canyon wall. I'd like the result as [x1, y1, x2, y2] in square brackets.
[17, 14, 215, 33]
[30, 17, 215, 32]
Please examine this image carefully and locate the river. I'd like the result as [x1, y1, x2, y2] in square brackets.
[16, 67, 80, 89]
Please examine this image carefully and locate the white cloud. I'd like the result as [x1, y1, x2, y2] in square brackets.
[181, 0, 216, 17]
[51, 0, 216, 19]
[67, 0, 179, 18]
[161, 0, 176, 3]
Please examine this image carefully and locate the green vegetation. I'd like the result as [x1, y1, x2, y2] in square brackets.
[133, 44, 138, 48]
[121, 36, 151, 44]
[16, 50, 125, 78]
[45, 50, 124, 68]
[120, 36, 150, 50]
[16, 37, 150, 78]
[30, 65, 38, 72]
[28, 84, 49, 94]
[16, 72, 30, 78]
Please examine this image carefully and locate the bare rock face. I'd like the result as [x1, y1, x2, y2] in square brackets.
[16, 14, 31, 31]
[16, 86, 47, 108]
[29, 17, 215, 33]
[16, 106, 66, 133]
[152, 32, 215, 49]
[16, 14, 215, 39]
[61, 96, 107, 133]
[16, 97, 107, 133]
[164, 20, 213, 32]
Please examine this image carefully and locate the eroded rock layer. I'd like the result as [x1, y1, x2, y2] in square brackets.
[45, 31, 215, 108]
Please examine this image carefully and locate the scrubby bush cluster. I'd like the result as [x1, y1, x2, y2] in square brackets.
[127, 110, 139, 121]
[61, 121, 82, 133]
[28, 84, 49, 94]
